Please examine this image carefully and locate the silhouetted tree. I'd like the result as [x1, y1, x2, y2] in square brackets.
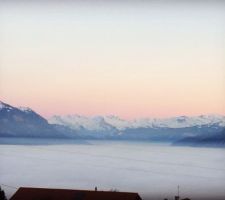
[0, 187, 7, 200]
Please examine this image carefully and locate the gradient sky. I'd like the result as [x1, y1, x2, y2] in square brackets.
[0, 1, 225, 119]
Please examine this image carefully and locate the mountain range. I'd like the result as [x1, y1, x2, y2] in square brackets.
[1, 101, 225, 146]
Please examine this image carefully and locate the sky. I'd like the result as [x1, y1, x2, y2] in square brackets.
[0, 1, 225, 119]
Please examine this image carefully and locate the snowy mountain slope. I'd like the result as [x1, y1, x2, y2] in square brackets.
[49, 115, 118, 139]
[0, 101, 15, 111]
[18, 106, 34, 113]
[1, 101, 225, 143]
[50, 115, 115, 131]
[0, 101, 76, 138]
[49, 114, 225, 131]
[48, 113, 225, 143]
[0, 101, 118, 139]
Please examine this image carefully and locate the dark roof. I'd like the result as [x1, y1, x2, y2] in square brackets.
[10, 187, 142, 200]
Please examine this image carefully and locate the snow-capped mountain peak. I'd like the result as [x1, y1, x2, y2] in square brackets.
[1, 101, 225, 143]
[0, 101, 35, 114]
[48, 114, 225, 131]
[49, 114, 114, 131]
[0, 101, 14, 111]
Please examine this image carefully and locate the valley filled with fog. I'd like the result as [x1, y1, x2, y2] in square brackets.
[0, 139, 225, 200]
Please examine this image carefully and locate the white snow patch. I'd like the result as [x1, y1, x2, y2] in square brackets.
[18, 107, 33, 113]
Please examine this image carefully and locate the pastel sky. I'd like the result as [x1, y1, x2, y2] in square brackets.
[0, 1, 225, 119]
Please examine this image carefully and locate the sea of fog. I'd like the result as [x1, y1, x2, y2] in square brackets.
[0, 138, 225, 200]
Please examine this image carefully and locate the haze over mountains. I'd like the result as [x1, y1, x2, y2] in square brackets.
[0, 101, 225, 146]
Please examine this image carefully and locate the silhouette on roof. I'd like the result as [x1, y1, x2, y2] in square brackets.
[10, 187, 142, 200]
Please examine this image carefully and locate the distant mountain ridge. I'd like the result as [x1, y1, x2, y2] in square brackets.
[1, 101, 225, 146]
[49, 114, 225, 131]
[49, 114, 225, 142]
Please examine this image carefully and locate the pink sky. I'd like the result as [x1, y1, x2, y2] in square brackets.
[0, 1, 225, 119]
